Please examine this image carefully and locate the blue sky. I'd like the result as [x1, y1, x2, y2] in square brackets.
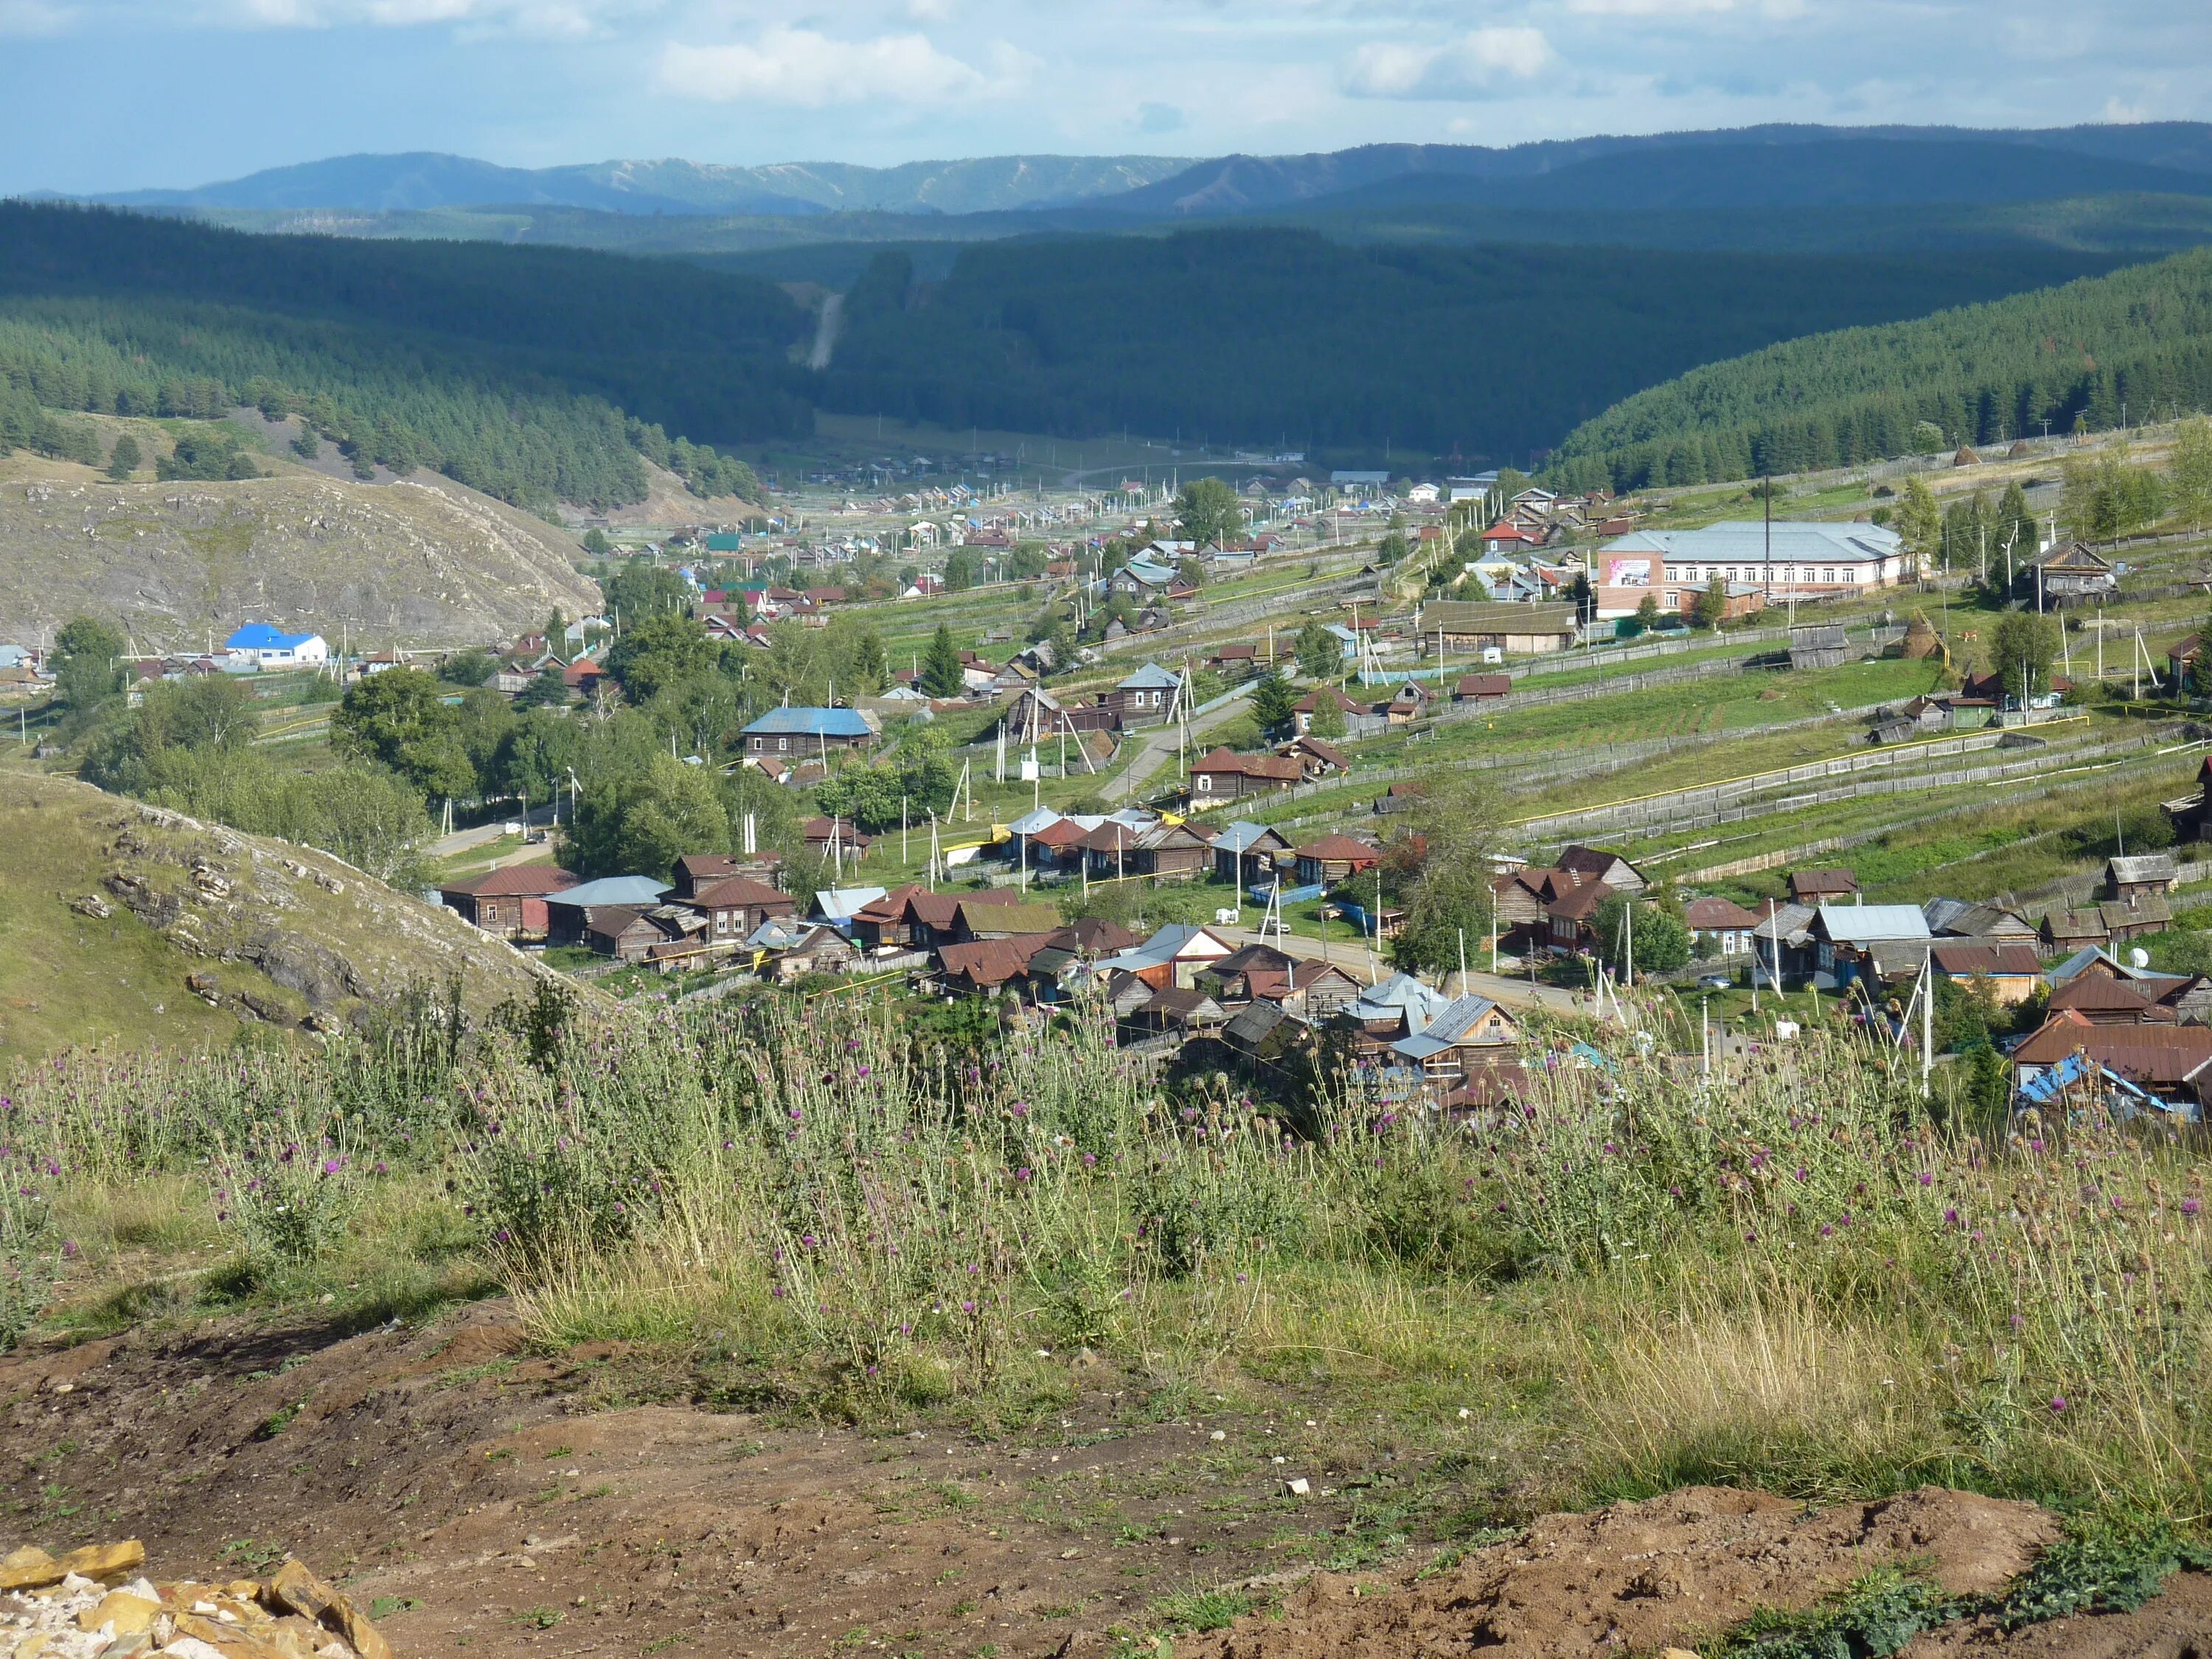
[4, 0, 2207, 195]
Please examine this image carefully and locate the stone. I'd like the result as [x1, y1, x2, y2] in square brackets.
[1284, 1478, 1311, 1497]
[55, 1546, 142, 1585]
[319, 1595, 387, 1659]
[259, 1565, 332, 1625]
[76, 1593, 157, 1637]
[0, 1548, 61, 1591]
[161, 1641, 229, 1659]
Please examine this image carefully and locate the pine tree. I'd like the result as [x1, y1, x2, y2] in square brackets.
[1251, 667, 1297, 733]
[920, 625, 966, 699]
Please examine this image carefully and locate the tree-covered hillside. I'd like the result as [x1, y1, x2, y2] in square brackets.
[821, 228, 2124, 465]
[0, 204, 811, 510]
[1548, 248, 2212, 490]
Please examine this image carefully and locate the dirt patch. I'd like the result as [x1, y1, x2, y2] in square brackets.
[1180, 1486, 2056, 1659]
[7, 1309, 2212, 1659]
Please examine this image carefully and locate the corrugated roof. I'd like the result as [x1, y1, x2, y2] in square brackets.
[1116, 663, 1183, 690]
[547, 875, 672, 908]
[1604, 521, 1903, 563]
[1815, 903, 1930, 945]
[2012, 1019, 2212, 1084]
[1213, 820, 1287, 855]
[443, 865, 580, 899]
[742, 707, 877, 738]
[1931, 942, 2043, 978]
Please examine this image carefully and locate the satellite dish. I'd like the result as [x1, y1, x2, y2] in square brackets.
[2130, 947, 2152, 969]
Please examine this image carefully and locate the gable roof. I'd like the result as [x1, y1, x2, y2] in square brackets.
[1930, 942, 2044, 978]
[443, 865, 580, 899]
[1116, 663, 1183, 691]
[1455, 674, 1511, 697]
[959, 900, 1063, 936]
[546, 875, 672, 908]
[1213, 820, 1290, 856]
[742, 707, 877, 739]
[2109, 854, 2179, 885]
[2011, 1018, 2212, 1085]
[690, 875, 793, 911]
[1683, 896, 1762, 930]
[936, 935, 1054, 987]
[1293, 833, 1382, 863]
[1813, 903, 1931, 945]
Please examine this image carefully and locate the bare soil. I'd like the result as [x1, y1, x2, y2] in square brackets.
[4, 1302, 2210, 1659]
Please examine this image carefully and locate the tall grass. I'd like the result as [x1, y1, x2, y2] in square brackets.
[9, 992, 2212, 1517]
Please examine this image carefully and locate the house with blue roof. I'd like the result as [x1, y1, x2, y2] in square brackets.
[741, 706, 881, 758]
[224, 624, 328, 669]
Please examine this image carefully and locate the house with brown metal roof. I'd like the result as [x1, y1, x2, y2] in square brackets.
[2010, 1012, 2212, 1106]
[439, 864, 579, 939]
[687, 875, 798, 947]
[1189, 747, 1303, 802]
[1293, 833, 1382, 887]
[1454, 673, 1511, 703]
[1789, 868, 1859, 905]
[935, 934, 1057, 995]
[1930, 942, 2045, 1006]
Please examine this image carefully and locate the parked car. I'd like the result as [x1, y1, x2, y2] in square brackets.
[1697, 973, 1733, 991]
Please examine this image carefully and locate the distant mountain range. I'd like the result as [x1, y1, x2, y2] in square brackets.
[85, 152, 1195, 218]
[63, 122, 2212, 240]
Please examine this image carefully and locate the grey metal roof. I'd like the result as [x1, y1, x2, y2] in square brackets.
[1602, 521, 1904, 563]
[1815, 902, 1932, 945]
[1213, 820, 1284, 855]
[1116, 663, 1183, 691]
[546, 876, 671, 908]
[2110, 854, 2179, 884]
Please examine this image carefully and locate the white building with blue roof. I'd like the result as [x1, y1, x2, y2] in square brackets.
[224, 625, 328, 669]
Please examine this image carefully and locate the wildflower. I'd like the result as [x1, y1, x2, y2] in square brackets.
[961, 1298, 976, 1313]
[1918, 1170, 1933, 1186]
[2049, 1395, 2067, 1413]
[2184, 1197, 2202, 1219]
[1944, 1206, 1961, 1227]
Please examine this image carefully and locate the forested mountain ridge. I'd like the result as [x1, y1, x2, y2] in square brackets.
[819, 228, 2126, 465]
[1548, 248, 2212, 490]
[93, 152, 1193, 218]
[0, 204, 806, 512]
[1096, 122, 2212, 218]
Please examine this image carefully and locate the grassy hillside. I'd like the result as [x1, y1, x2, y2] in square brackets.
[819, 229, 2124, 464]
[0, 771, 560, 1065]
[0, 448, 602, 651]
[1550, 247, 2212, 489]
[0, 204, 804, 512]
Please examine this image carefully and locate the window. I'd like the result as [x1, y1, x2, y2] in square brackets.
[1822, 568, 1835, 584]
[779, 737, 789, 752]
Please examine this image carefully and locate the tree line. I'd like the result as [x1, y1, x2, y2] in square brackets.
[1549, 248, 2212, 491]
[819, 230, 2116, 467]
[0, 204, 801, 510]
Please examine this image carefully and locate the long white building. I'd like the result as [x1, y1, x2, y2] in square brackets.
[1594, 522, 1914, 619]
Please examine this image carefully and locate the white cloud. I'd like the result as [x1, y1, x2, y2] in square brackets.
[1343, 26, 1551, 100]
[657, 25, 1015, 106]
[0, 0, 71, 35]
[217, 0, 624, 32]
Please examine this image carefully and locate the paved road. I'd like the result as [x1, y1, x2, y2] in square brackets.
[428, 804, 556, 862]
[1108, 685, 1255, 802]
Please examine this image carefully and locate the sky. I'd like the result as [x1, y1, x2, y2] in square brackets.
[2, 0, 2208, 195]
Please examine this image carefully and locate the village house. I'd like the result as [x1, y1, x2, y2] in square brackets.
[1189, 747, 1303, 802]
[1453, 673, 1511, 705]
[1557, 845, 1646, 895]
[1789, 868, 1860, 905]
[803, 815, 875, 862]
[1100, 664, 1186, 728]
[1129, 820, 1214, 880]
[1419, 600, 1580, 657]
[439, 865, 579, 939]
[1930, 942, 2045, 1006]
[1809, 903, 1931, 989]
[2010, 1015, 2212, 1117]
[2026, 542, 2118, 603]
[1337, 973, 1453, 1060]
[1280, 734, 1350, 780]
[1093, 924, 1237, 992]
[2047, 974, 2180, 1025]
[1293, 833, 1382, 888]
[543, 874, 673, 948]
[686, 875, 798, 947]
[1390, 995, 1521, 1084]
[1383, 681, 1433, 726]
[2107, 854, 2180, 902]
[741, 706, 880, 758]
[952, 899, 1062, 943]
[935, 935, 1057, 997]
[1291, 684, 1368, 735]
[1211, 820, 1292, 888]
[1683, 895, 1764, 957]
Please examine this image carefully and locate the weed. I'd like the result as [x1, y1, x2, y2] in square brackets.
[220, 1539, 288, 1573]
[511, 1607, 565, 1630]
[1150, 1588, 1255, 1633]
[367, 1597, 422, 1620]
